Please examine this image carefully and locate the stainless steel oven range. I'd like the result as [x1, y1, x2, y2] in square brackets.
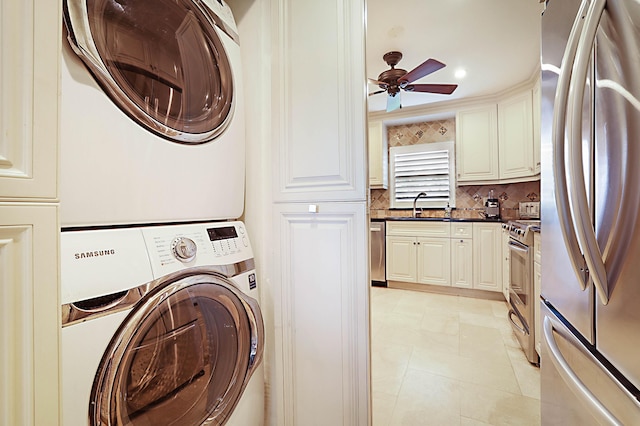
[506, 220, 540, 365]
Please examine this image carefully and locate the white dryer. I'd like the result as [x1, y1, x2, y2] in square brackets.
[60, 0, 246, 227]
[61, 221, 264, 425]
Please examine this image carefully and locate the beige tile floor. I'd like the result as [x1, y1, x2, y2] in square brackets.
[371, 286, 541, 426]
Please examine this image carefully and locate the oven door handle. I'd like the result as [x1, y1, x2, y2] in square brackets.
[508, 309, 528, 336]
[508, 240, 529, 254]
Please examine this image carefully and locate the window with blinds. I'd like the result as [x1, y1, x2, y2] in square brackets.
[389, 141, 456, 209]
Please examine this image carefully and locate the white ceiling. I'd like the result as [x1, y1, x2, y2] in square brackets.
[366, 0, 545, 112]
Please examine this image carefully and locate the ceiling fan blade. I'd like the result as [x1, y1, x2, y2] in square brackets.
[386, 93, 401, 112]
[368, 78, 386, 86]
[368, 90, 386, 96]
[399, 58, 446, 84]
[407, 84, 458, 95]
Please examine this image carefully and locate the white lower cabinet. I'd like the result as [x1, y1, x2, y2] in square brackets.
[386, 221, 503, 292]
[386, 235, 418, 282]
[502, 226, 510, 301]
[272, 202, 369, 425]
[451, 238, 473, 289]
[0, 203, 60, 426]
[451, 222, 473, 289]
[386, 221, 451, 286]
[417, 237, 451, 286]
[472, 222, 503, 292]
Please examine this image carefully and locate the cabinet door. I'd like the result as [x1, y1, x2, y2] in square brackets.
[502, 228, 511, 301]
[271, 0, 366, 203]
[272, 202, 368, 425]
[473, 223, 503, 292]
[417, 237, 451, 286]
[386, 235, 417, 282]
[451, 238, 473, 289]
[498, 90, 535, 179]
[456, 105, 499, 182]
[532, 79, 542, 175]
[0, 0, 60, 200]
[0, 203, 60, 425]
[368, 120, 388, 189]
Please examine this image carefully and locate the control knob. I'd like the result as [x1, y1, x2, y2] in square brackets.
[172, 237, 197, 263]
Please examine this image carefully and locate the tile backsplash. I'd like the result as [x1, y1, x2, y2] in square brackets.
[370, 119, 541, 220]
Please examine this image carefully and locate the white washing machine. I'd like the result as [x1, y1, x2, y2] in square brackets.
[60, 0, 246, 227]
[61, 221, 264, 425]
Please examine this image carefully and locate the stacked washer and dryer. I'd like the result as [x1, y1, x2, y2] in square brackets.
[59, 0, 264, 424]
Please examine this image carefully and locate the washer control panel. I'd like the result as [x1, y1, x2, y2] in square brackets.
[142, 221, 253, 277]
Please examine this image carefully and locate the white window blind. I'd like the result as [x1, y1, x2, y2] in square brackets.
[389, 141, 456, 209]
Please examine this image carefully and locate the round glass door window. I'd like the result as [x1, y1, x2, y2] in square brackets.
[64, 0, 234, 144]
[91, 275, 263, 425]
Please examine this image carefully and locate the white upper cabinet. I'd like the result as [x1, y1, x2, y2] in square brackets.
[532, 78, 542, 175]
[456, 84, 540, 185]
[368, 119, 388, 189]
[271, 0, 367, 202]
[498, 90, 535, 179]
[456, 105, 500, 182]
[0, 0, 60, 200]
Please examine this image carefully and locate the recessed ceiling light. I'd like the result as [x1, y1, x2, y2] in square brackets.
[455, 68, 467, 79]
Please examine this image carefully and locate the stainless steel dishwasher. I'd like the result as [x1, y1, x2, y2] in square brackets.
[370, 219, 386, 286]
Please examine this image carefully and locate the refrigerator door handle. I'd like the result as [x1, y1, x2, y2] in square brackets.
[543, 315, 623, 426]
[567, 0, 609, 305]
[551, 0, 590, 291]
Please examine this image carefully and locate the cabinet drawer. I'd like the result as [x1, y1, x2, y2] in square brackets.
[534, 231, 541, 264]
[386, 221, 451, 237]
[451, 223, 473, 238]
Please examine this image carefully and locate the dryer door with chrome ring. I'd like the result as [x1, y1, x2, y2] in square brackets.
[90, 273, 264, 425]
[63, 0, 234, 144]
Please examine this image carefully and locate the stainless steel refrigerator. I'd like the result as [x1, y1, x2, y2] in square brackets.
[541, 0, 640, 423]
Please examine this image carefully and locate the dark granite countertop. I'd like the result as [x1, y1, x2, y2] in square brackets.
[384, 217, 504, 223]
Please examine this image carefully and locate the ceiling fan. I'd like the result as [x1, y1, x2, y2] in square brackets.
[368, 51, 458, 112]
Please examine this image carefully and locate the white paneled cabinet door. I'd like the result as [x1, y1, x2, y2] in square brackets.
[532, 80, 542, 175]
[456, 105, 499, 182]
[502, 227, 510, 301]
[451, 238, 473, 289]
[270, 0, 368, 424]
[368, 119, 388, 189]
[0, 0, 60, 200]
[273, 203, 368, 425]
[386, 235, 417, 283]
[272, 0, 367, 202]
[417, 237, 451, 286]
[473, 223, 503, 292]
[0, 204, 59, 425]
[498, 90, 535, 179]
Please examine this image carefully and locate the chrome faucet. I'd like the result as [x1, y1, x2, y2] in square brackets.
[412, 192, 427, 218]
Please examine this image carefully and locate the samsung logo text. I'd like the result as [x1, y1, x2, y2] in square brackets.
[74, 249, 116, 260]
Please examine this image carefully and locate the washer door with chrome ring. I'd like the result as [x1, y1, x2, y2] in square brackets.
[90, 273, 263, 425]
[63, 0, 234, 144]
